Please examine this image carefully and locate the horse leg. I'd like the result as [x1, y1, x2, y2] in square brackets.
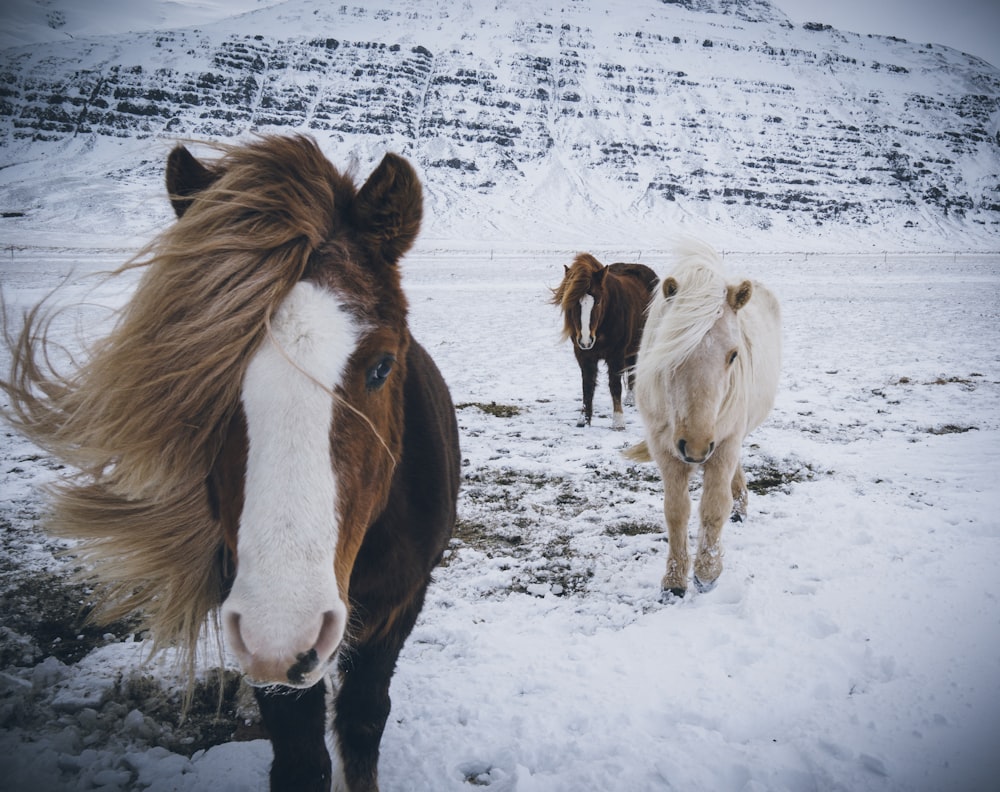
[255, 680, 332, 792]
[694, 443, 740, 592]
[659, 456, 692, 599]
[608, 356, 626, 430]
[577, 355, 598, 427]
[730, 462, 748, 523]
[623, 354, 637, 407]
[332, 594, 427, 792]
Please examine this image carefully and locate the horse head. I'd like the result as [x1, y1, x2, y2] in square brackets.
[573, 265, 612, 351]
[654, 274, 752, 465]
[168, 137, 421, 689]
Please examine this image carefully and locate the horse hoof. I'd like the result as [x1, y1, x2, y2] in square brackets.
[730, 511, 744, 523]
[693, 575, 717, 594]
[660, 587, 686, 603]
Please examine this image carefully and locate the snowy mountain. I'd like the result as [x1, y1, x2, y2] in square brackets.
[1, 0, 998, 250]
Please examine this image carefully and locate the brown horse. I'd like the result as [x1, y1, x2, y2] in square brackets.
[552, 253, 658, 429]
[0, 135, 460, 792]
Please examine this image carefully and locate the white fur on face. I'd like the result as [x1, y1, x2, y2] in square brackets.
[665, 317, 738, 459]
[578, 294, 595, 349]
[222, 280, 355, 687]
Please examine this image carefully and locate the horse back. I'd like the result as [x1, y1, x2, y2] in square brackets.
[347, 337, 459, 643]
[602, 263, 658, 355]
[609, 262, 659, 295]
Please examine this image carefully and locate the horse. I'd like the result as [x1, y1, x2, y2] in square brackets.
[0, 134, 460, 792]
[551, 253, 658, 430]
[625, 239, 781, 599]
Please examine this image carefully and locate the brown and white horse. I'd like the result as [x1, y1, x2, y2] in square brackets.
[552, 253, 658, 429]
[626, 240, 781, 599]
[1, 135, 460, 792]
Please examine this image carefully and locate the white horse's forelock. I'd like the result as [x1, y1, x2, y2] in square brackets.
[644, 247, 729, 373]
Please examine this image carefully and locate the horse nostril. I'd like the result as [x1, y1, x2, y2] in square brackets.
[312, 608, 346, 664]
[286, 648, 320, 686]
[677, 439, 687, 457]
[708, 441, 715, 454]
[224, 612, 249, 658]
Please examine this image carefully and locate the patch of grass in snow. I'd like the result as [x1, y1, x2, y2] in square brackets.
[104, 668, 247, 757]
[745, 454, 826, 495]
[604, 520, 661, 537]
[451, 517, 525, 551]
[894, 373, 983, 390]
[601, 464, 668, 491]
[456, 401, 523, 418]
[0, 567, 143, 667]
[924, 423, 977, 435]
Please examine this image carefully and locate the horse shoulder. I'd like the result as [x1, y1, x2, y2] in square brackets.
[395, 339, 460, 529]
[738, 283, 782, 431]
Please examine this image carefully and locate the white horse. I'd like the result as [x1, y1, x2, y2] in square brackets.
[626, 240, 781, 598]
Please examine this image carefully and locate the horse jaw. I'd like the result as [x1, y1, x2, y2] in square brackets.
[221, 280, 355, 689]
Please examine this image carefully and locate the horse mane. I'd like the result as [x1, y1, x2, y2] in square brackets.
[551, 252, 603, 341]
[643, 240, 730, 371]
[639, 239, 754, 421]
[0, 134, 355, 668]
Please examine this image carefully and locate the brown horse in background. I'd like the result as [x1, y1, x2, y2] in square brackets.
[552, 253, 658, 429]
[1, 135, 460, 792]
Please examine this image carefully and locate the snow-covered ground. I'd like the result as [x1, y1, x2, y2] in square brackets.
[1, 240, 998, 791]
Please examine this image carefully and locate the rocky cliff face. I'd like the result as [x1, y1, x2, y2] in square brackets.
[1, 0, 998, 248]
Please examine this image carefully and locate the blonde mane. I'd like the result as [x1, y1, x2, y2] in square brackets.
[637, 240, 754, 424]
[643, 240, 730, 371]
[1, 135, 352, 668]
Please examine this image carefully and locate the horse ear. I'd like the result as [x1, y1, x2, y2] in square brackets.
[352, 153, 423, 266]
[166, 145, 220, 218]
[727, 280, 753, 311]
[662, 277, 678, 300]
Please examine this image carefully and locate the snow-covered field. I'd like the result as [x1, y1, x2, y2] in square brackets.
[0, 241, 998, 791]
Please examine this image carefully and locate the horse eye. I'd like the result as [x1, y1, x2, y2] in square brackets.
[366, 356, 395, 391]
[727, 350, 738, 366]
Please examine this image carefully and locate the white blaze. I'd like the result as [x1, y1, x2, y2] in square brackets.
[222, 280, 355, 678]
[578, 294, 595, 348]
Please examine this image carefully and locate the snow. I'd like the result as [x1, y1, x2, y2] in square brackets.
[0, 0, 282, 50]
[1, 0, 998, 252]
[1, 241, 999, 791]
[1, 1, 999, 790]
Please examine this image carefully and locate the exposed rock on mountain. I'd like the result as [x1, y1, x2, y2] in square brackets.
[1, 0, 997, 248]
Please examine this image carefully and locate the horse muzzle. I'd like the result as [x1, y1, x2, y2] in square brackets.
[677, 438, 715, 465]
[576, 336, 596, 351]
[223, 602, 347, 689]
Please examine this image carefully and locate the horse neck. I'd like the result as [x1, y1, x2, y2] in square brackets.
[600, 276, 643, 343]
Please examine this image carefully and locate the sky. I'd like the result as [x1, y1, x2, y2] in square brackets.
[777, 0, 1000, 68]
[0, 0, 998, 68]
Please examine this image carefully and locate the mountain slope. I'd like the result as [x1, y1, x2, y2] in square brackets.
[1, 0, 998, 249]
